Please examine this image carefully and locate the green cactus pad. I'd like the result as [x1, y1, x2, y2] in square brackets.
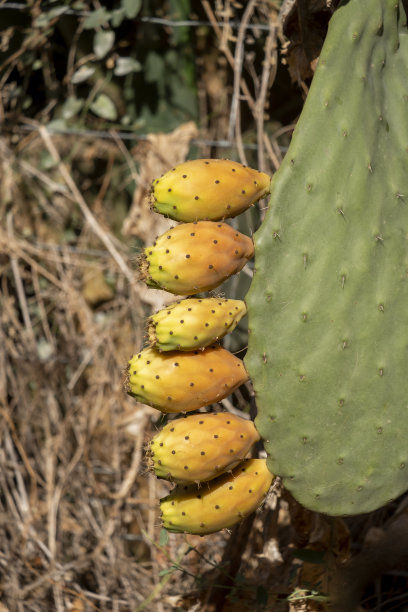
[246, 0, 408, 515]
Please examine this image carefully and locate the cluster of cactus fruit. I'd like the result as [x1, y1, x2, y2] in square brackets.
[127, 159, 274, 534]
[125, 0, 408, 536]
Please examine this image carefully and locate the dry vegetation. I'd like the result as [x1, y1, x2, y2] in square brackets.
[1, 1, 408, 610]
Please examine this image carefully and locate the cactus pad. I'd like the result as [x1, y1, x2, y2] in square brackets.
[246, 0, 408, 515]
[140, 221, 254, 296]
[149, 412, 260, 483]
[160, 458, 273, 534]
[150, 159, 271, 222]
[127, 345, 248, 413]
[148, 297, 247, 351]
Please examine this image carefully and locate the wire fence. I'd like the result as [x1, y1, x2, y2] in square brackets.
[7, 123, 289, 153]
[0, 1, 288, 161]
[0, 2, 276, 31]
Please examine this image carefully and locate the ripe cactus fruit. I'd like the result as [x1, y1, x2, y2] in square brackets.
[148, 297, 247, 351]
[160, 458, 273, 534]
[127, 345, 248, 413]
[149, 413, 260, 483]
[246, 0, 408, 515]
[139, 221, 254, 296]
[150, 158, 271, 222]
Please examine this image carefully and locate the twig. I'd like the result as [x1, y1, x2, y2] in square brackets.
[6, 213, 36, 350]
[228, 0, 257, 143]
[255, 21, 278, 172]
[36, 124, 138, 289]
[202, 514, 256, 612]
[201, 0, 256, 116]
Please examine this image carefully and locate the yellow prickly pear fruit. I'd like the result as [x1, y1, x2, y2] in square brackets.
[150, 158, 271, 222]
[149, 413, 260, 483]
[139, 221, 254, 296]
[148, 297, 247, 351]
[127, 345, 248, 413]
[160, 459, 273, 534]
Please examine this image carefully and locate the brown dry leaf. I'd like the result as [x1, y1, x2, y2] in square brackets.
[82, 265, 114, 306]
[70, 596, 85, 612]
[122, 121, 198, 243]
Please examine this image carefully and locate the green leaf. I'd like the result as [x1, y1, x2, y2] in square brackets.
[94, 30, 115, 59]
[62, 96, 84, 120]
[114, 57, 142, 76]
[71, 65, 95, 84]
[159, 528, 169, 546]
[144, 51, 165, 83]
[110, 8, 126, 27]
[90, 94, 117, 120]
[83, 8, 111, 30]
[122, 0, 142, 19]
[158, 567, 175, 577]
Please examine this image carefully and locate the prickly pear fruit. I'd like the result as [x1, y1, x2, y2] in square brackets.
[139, 221, 254, 296]
[127, 345, 248, 413]
[150, 158, 271, 222]
[160, 458, 273, 534]
[148, 298, 247, 351]
[149, 413, 260, 483]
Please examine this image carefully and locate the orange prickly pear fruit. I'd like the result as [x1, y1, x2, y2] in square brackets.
[148, 297, 247, 351]
[150, 158, 271, 222]
[160, 459, 273, 534]
[149, 413, 260, 483]
[127, 345, 248, 413]
[139, 221, 254, 296]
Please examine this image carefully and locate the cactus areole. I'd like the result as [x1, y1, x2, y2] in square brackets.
[246, 0, 408, 515]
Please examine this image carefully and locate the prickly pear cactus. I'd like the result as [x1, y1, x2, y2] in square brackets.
[246, 0, 408, 515]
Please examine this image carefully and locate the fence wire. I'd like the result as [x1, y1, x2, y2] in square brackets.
[0, 2, 274, 31]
